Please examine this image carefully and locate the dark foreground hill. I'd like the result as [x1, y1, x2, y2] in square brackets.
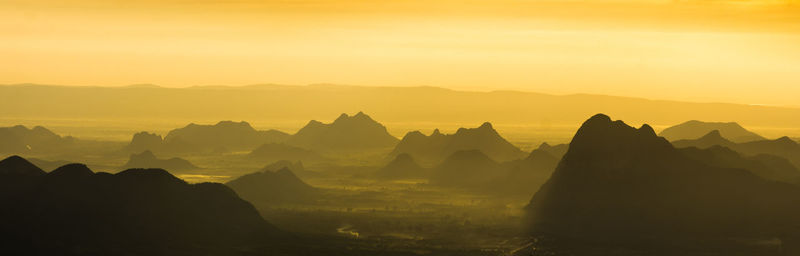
[227, 165, 318, 205]
[0, 156, 280, 255]
[389, 122, 526, 165]
[659, 120, 765, 142]
[525, 114, 800, 252]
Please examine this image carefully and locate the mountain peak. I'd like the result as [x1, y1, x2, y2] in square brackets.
[479, 122, 494, 129]
[702, 130, 723, 139]
[431, 129, 442, 136]
[0, 155, 45, 176]
[49, 163, 94, 178]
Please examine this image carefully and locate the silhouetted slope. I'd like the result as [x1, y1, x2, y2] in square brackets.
[526, 114, 800, 245]
[286, 112, 398, 153]
[679, 146, 800, 184]
[500, 148, 561, 195]
[390, 122, 526, 165]
[0, 156, 278, 255]
[227, 166, 318, 204]
[247, 143, 326, 164]
[121, 150, 199, 171]
[0, 125, 74, 154]
[660, 120, 764, 142]
[377, 153, 427, 179]
[125, 131, 163, 153]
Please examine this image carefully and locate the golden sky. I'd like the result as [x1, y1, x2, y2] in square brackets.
[2, 0, 799, 106]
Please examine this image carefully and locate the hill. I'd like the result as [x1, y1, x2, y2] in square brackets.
[0, 156, 279, 255]
[121, 150, 199, 171]
[376, 153, 427, 179]
[286, 112, 398, 153]
[525, 114, 800, 249]
[659, 120, 765, 142]
[226, 165, 318, 205]
[390, 122, 526, 165]
[0, 125, 74, 154]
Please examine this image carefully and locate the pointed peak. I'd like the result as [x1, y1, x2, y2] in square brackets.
[639, 124, 656, 136]
[335, 113, 350, 121]
[431, 128, 442, 136]
[538, 142, 552, 150]
[703, 130, 723, 138]
[479, 122, 494, 129]
[354, 111, 367, 117]
[0, 155, 45, 176]
[776, 136, 797, 144]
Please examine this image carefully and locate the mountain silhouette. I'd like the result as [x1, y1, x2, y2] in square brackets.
[389, 122, 526, 165]
[673, 130, 800, 168]
[429, 150, 504, 188]
[535, 142, 569, 159]
[127, 121, 289, 154]
[286, 112, 398, 153]
[660, 120, 765, 142]
[246, 143, 326, 164]
[377, 153, 427, 179]
[526, 114, 800, 247]
[679, 145, 800, 184]
[226, 165, 318, 205]
[0, 156, 279, 254]
[0, 125, 74, 154]
[0, 155, 45, 176]
[121, 150, 200, 171]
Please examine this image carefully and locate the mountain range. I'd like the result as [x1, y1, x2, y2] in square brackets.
[673, 130, 800, 168]
[526, 114, 800, 249]
[285, 112, 398, 154]
[127, 121, 289, 154]
[659, 120, 765, 142]
[389, 122, 526, 165]
[0, 125, 75, 154]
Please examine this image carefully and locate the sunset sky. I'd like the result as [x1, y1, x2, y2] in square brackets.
[2, 0, 799, 106]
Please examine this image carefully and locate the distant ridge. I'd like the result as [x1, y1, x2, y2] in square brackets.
[660, 120, 765, 142]
[126, 121, 289, 154]
[121, 150, 199, 171]
[286, 112, 398, 153]
[0, 125, 74, 154]
[673, 130, 800, 168]
[389, 122, 526, 165]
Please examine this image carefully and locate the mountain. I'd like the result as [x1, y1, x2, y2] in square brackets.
[286, 112, 398, 153]
[121, 150, 199, 171]
[429, 150, 503, 188]
[247, 143, 326, 164]
[376, 153, 427, 179]
[659, 120, 765, 142]
[679, 146, 800, 185]
[0, 155, 45, 177]
[0, 156, 279, 254]
[26, 157, 72, 172]
[535, 142, 569, 159]
[525, 114, 800, 248]
[0, 125, 74, 154]
[226, 165, 318, 205]
[673, 130, 800, 168]
[127, 121, 290, 154]
[389, 122, 526, 165]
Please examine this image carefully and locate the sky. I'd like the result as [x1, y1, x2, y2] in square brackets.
[2, 0, 799, 106]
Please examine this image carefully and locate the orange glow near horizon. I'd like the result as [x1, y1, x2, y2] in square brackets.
[2, 0, 799, 106]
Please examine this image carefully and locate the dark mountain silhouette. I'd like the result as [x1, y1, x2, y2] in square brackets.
[526, 114, 800, 248]
[286, 112, 398, 153]
[26, 157, 72, 172]
[121, 150, 199, 171]
[127, 121, 289, 154]
[376, 153, 427, 179]
[226, 165, 318, 205]
[389, 122, 526, 165]
[673, 130, 800, 168]
[500, 148, 561, 196]
[0, 125, 74, 154]
[0, 155, 45, 176]
[0, 156, 279, 255]
[659, 120, 765, 142]
[247, 143, 326, 164]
